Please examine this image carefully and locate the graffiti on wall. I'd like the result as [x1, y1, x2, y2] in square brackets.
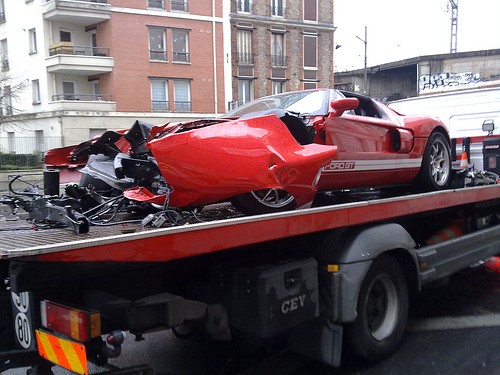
[419, 72, 481, 91]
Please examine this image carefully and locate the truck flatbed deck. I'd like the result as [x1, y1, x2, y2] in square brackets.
[2, 184, 499, 262]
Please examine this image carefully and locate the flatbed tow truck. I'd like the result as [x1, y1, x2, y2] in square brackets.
[1, 176, 500, 374]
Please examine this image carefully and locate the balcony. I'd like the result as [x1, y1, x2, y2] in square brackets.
[46, 43, 114, 75]
[236, 52, 254, 65]
[49, 93, 116, 111]
[42, 0, 111, 26]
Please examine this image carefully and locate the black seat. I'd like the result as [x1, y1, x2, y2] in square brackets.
[280, 113, 315, 145]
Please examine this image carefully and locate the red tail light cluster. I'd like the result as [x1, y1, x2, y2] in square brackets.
[40, 300, 101, 342]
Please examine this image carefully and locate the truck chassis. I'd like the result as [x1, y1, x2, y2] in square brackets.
[1, 183, 500, 374]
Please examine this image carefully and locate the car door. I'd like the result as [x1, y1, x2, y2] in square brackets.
[317, 99, 403, 191]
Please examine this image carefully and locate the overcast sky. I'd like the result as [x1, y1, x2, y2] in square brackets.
[333, 0, 500, 71]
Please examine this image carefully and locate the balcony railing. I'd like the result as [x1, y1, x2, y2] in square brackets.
[152, 101, 170, 111]
[173, 52, 189, 63]
[237, 52, 254, 65]
[49, 45, 110, 57]
[52, 93, 112, 101]
[150, 50, 167, 61]
[270, 54, 287, 66]
[174, 101, 192, 112]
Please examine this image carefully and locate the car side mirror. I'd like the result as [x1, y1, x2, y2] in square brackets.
[329, 98, 360, 118]
[483, 119, 495, 135]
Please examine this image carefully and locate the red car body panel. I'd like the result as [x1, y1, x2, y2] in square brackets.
[316, 109, 445, 190]
[146, 115, 337, 208]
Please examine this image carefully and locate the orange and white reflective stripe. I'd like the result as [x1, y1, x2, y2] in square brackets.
[426, 220, 464, 245]
[36, 330, 88, 375]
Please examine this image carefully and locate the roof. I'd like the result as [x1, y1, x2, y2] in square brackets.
[335, 48, 500, 77]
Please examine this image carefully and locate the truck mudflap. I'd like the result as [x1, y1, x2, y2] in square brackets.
[288, 318, 343, 367]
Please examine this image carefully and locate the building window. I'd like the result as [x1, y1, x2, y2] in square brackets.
[32, 79, 40, 104]
[89, 128, 104, 138]
[60, 30, 71, 42]
[272, 80, 285, 94]
[303, 34, 317, 68]
[174, 80, 191, 112]
[92, 81, 101, 100]
[0, 39, 8, 71]
[238, 79, 253, 105]
[270, 32, 285, 66]
[271, 0, 284, 17]
[148, 0, 165, 9]
[149, 27, 167, 61]
[237, 0, 251, 13]
[151, 79, 169, 111]
[28, 28, 37, 54]
[237, 29, 253, 65]
[303, 0, 317, 22]
[7, 132, 14, 153]
[2, 86, 12, 116]
[63, 81, 75, 100]
[303, 33, 317, 86]
[303, 82, 317, 90]
[35, 130, 44, 157]
[0, 0, 5, 23]
[171, 0, 187, 12]
[172, 29, 189, 63]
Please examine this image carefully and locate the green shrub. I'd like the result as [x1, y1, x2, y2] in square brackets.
[0, 153, 41, 170]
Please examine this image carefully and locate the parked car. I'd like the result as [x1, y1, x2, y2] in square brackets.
[45, 89, 452, 215]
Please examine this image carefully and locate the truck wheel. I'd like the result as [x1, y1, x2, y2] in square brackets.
[345, 255, 408, 362]
[416, 132, 451, 191]
[230, 189, 295, 215]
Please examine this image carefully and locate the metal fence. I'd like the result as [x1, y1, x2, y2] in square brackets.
[0, 137, 63, 170]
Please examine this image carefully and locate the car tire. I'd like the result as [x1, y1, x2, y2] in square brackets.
[345, 254, 409, 362]
[230, 189, 296, 215]
[415, 132, 452, 191]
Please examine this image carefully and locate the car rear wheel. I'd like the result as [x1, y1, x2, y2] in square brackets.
[416, 132, 451, 190]
[345, 255, 409, 362]
[230, 189, 295, 215]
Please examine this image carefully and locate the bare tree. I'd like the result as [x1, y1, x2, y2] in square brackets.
[0, 70, 29, 126]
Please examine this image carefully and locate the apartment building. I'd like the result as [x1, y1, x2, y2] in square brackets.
[0, 0, 230, 152]
[0, 0, 335, 157]
[230, 0, 335, 107]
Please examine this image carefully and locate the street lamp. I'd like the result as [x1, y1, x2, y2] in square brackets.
[356, 26, 368, 94]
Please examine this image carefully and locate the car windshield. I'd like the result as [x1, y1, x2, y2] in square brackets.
[223, 89, 344, 118]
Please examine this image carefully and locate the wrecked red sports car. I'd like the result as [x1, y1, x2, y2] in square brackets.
[45, 89, 452, 215]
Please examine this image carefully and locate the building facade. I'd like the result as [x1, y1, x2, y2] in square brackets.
[0, 0, 230, 153]
[230, 0, 335, 108]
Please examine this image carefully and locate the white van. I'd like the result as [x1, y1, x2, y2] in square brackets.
[389, 85, 500, 170]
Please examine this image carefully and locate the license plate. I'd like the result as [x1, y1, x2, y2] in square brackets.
[35, 329, 88, 375]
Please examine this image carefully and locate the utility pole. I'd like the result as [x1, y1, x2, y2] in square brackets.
[356, 26, 368, 94]
[449, 0, 458, 53]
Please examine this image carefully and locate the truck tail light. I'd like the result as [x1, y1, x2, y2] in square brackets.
[40, 300, 101, 342]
